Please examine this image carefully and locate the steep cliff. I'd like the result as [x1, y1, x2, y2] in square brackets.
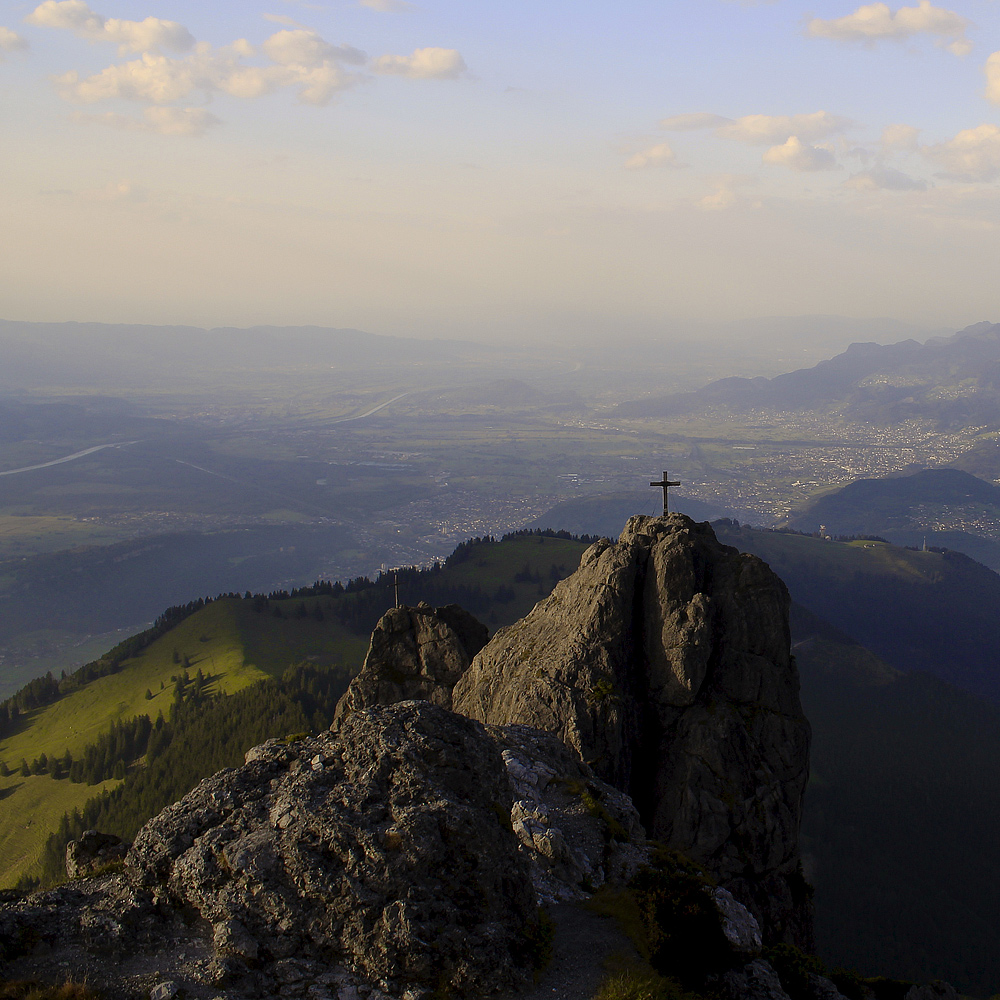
[453, 514, 811, 943]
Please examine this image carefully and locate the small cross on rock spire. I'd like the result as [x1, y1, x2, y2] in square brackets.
[650, 470, 681, 515]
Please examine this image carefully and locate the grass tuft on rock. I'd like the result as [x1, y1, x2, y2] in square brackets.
[592, 967, 703, 1000]
[0, 982, 103, 1000]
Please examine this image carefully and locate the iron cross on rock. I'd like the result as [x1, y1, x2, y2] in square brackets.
[650, 470, 681, 515]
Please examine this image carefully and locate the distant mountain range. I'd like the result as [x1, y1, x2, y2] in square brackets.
[0, 319, 497, 390]
[617, 320, 1000, 426]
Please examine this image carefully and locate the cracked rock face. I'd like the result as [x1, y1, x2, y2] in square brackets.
[452, 515, 812, 944]
[334, 604, 489, 724]
[125, 701, 536, 997]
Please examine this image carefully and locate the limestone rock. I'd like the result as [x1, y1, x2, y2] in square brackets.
[453, 514, 811, 943]
[125, 701, 535, 996]
[149, 982, 179, 1000]
[65, 830, 129, 879]
[716, 960, 794, 1000]
[490, 724, 647, 904]
[711, 887, 763, 957]
[806, 973, 852, 1000]
[334, 603, 488, 723]
[905, 984, 960, 1000]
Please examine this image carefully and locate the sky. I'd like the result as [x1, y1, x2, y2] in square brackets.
[2, 0, 1000, 344]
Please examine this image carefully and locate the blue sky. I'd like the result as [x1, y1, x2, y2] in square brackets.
[2, 0, 999, 342]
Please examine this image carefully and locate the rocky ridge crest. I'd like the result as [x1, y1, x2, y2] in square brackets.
[333, 603, 487, 723]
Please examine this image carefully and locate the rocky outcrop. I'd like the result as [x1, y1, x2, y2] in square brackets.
[452, 514, 811, 944]
[126, 701, 536, 996]
[491, 724, 646, 904]
[333, 603, 488, 723]
[0, 701, 661, 999]
[65, 830, 130, 879]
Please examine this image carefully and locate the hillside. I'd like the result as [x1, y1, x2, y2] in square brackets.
[787, 468, 1000, 537]
[0, 531, 589, 888]
[794, 611, 1000, 995]
[712, 521, 1000, 703]
[616, 320, 1000, 427]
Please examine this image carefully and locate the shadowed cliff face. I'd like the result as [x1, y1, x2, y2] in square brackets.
[452, 514, 811, 944]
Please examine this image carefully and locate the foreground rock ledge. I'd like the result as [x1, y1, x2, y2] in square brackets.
[126, 701, 536, 996]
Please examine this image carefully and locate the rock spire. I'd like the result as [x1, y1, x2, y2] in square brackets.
[452, 514, 812, 943]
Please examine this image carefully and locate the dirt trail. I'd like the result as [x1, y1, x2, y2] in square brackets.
[505, 902, 639, 1000]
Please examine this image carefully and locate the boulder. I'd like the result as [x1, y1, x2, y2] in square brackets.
[716, 960, 793, 1000]
[334, 603, 488, 723]
[65, 830, 130, 879]
[125, 701, 536, 996]
[490, 723, 647, 904]
[453, 514, 811, 944]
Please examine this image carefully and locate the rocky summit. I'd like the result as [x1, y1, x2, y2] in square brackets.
[453, 514, 812, 944]
[333, 603, 488, 723]
[0, 701, 655, 1000]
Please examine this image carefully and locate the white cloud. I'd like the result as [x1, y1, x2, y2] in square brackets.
[262, 29, 365, 67]
[986, 51, 1000, 105]
[625, 143, 679, 169]
[0, 26, 29, 54]
[54, 33, 366, 107]
[659, 112, 731, 131]
[806, 2, 973, 57]
[716, 111, 852, 145]
[762, 136, 838, 171]
[881, 123, 921, 151]
[699, 184, 738, 211]
[26, 1, 195, 55]
[846, 166, 927, 190]
[922, 124, 1000, 182]
[360, 0, 416, 10]
[373, 47, 466, 79]
[74, 105, 221, 136]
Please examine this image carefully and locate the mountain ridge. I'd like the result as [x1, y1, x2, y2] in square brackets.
[615, 321, 1000, 425]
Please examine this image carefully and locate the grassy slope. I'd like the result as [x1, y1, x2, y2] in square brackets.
[0, 598, 369, 887]
[427, 534, 587, 624]
[0, 533, 590, 888]
[0, 776, 119, 887]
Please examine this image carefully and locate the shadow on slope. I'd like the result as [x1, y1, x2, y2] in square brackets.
[794, 604, 1000, 995]
[714, 521, 1000, 704]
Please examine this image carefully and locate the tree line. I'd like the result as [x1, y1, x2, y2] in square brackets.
[32, 662, 351, 888]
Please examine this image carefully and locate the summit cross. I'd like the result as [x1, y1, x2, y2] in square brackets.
[650, 470, 681, 515]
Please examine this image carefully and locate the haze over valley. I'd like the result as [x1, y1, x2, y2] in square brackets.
[7, 1, 1000, 998]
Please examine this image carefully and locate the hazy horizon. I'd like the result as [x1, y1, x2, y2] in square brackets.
[3, 1, 1000, 342]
